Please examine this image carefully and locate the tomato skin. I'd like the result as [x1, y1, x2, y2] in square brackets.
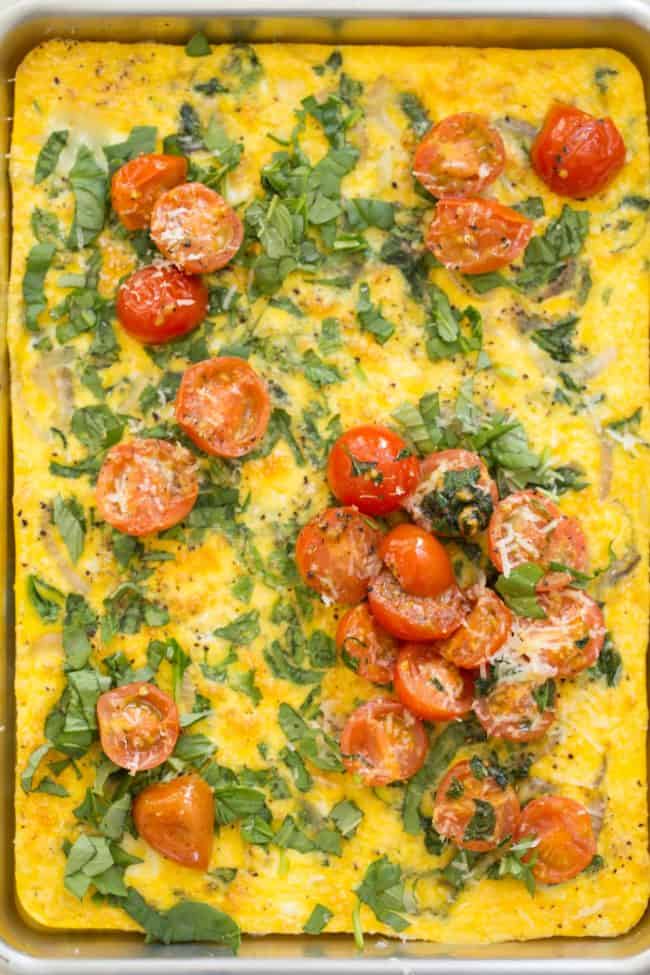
[296, 506, 383, 605]
[341, 698, 428, 786]
[404, 449, 498, 538]
[368, 569, 467, 642]
[516, 796, 596, 885]
[151, 182, 244, 274]
[394, 643, 473, 721]
[379, 524, 454, 598]
[437, 587, 512, 669]
[433, 760, 520, 852]
[175, 357, 271, 458]
[531, 104, 626, 198]
[133, 773, 214, 870]
[327, 425, 419, 516]
[518, 589, 605, 678]
[413, 113, 505, 198]
[111, 154, 188, 230]
[116, 264, 208, 345]
[425, 197, 533, 274]
[336, 603, 399, 684]
[96, 438, 199, 537]
[97, 682, 180, 773]
[473, 679, 556, 743]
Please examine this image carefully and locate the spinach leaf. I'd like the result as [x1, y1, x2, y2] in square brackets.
[214, 610, 260, 645]
[118, 887, 240, 951]
[495, 563, 546, 618]
[52, 495, 86, 563]
[303, 904, 333, 934]
[35, 129, 69, 183]
[67, 146, 108, 249]
[185, 32, 211, 57]
[104, 126, 157, 174]
[355, 856, 409, 932]
[530, 314, 579, 363]
[399, 92, 431, 137]
[71, 405, 124, 453]
[356, 283, 395, 344]
[27, 574, 64, 622]
[23, 242, 55, 331]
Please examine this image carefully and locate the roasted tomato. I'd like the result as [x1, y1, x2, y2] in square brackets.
[531, 103, 626, 198]
[111, 154, 188, 230]
[97, 681, 180, 772]
[404, 449, 498, 538]
[96, 438, 199, 536]
[150, 182, 244, 273]
[327, 425, 419, 516]
[437, 587, 512, 669]
[426, 197, 533, 274]
[394, 643, 473, 721]
[133, 773, 214, 870]
[413, 113, 505, 198]
[518, 589, 605, 678]
[473, 679, 556, 743]
[296, 506, 383, 605]
[487, 490, 588, 578]
[116, 264, 208, 345]
[368, 569, 467, 642]
[516, 796, 596, 885]
[175, 357, 271, 458]
[379, 524, 454, 598]
[433, 759, 520, 852]
[336, 602, 399, 684]
[340, 698, 428, 786]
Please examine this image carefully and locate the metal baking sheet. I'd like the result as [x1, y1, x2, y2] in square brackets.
[0, 0, 649, 971]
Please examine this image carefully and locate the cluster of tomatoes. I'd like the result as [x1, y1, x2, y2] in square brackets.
[296, 423, 603, 884]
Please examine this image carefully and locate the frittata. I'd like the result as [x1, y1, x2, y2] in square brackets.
[9, 38, 650, 948]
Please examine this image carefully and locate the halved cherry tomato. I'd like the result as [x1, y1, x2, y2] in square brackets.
[404, 449, 498, 538]
[394, 643, 473, 721]
[111, 154, 188, 230]
[296, 506, 383, 605]
[175, 357, 271, 458]
[336, 602, 399, 684]
[340, 698, 427, 786]
[413, 113, 505, 198]
[433, 759, 520, 852]
[133, 773, 214, 870]
[327, 425, 419, 516]
[116, 264, 208, 345]
[97, 681, 180, 772]
[96, 438, 199, 537]
[531, 104, 626, 199]
[379, 524, 454, 598]
[518, 589, 605, 678]
[368, 569, 467, 642]
[150, 182, 244, 273]
[437, 587, 512, 669]
[487, 490, 588, 578]
[425, 197, 533, 274]
[473, 679, 556, 742]
[516, 796, 596, 885]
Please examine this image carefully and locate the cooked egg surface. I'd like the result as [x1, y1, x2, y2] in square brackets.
[9, 40, 650, 943]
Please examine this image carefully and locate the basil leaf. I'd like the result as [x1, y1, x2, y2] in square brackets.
[516, 205, 589, 292]
[512, 196, 545, 219]
[213, 610, 260, 645]
[71, 405, 125, 453]
[588, 632, 622, 687]
[62, 594, 97, 670]
[35, 129, 68, 183]
[214, 786, 267, 825]
[185, 32, 211, 57]
[356, 283, 395, 344]
[343, 197, 394, 230]
[303, 350, 342, 387]
[99, 794, 131, 840]
[23, 242, 55, 331]
[355, 856, 409, 932]
[303, 903, 333, 934]
[21, 743, 51, 793]
[495, 563, 546, 618]
[31, 207, 63, 245]
[52, 495, 86, 563]
[173, 733, 217, 764]
[530, 314, 579, 363]
[330, 799, 362, 838]
[194, 77, 228, 95]
[118, 888, 240, 951]
[27, 574, 64, 622]
[67, 146, 108, 249]
[104, 126, 157, 173]
[399, 92, 431, 137]
[281, 747, 312, 792]
[463, 799, 496, 843]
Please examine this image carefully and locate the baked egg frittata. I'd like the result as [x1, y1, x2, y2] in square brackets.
[9, 39, 650, 947]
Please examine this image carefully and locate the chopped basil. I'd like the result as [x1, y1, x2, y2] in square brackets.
[35, 129, 68, 182]
[278, 703, 343, 771]
[303, 903, 333, 934]
[531, 678, 556, 712]
[486, 837, 538, 895]
[513, 196, 545, 219]
[343, 197, 394, 231]
[116, 887, 240, 951]
[173, 733, 217, 764]
[31, 207, 62, 245]
[52, 494, 86, 564]
[21, 743, 51, 792]
[214, 786, 267, 825]
[530, 314, 580, 362]
[355, 856, 409, 933]
[101, 583, 169, 644]
[185, 32, 211, 57]
[268, 296, 305, 317]
[194, 77, 228, 95]
[67, 146, 108, 250]
[588, 633, 622, 687]
[213, 609, 260, 645]
[330, 799, 363, 838]
[63, 593, 98, 670]
[399, 92, 431, 137]
[45, 665, 110, 758]
[516, 206, 589, 293]
[463, 799, 496, 843]
[595, 66, 618, 94]
[424, 285, 483, 363]
[303, 350, 343, 387]
[23, 242, 55, 331]
[495, 563, 546, 618]
[356, 283, 395, 344]
[27, 574, 64, 622]
[220, 43, 263, 93]
[103, 126, 157, 174]
[231, 576, 254, 603]
[313, 50, 342, 76]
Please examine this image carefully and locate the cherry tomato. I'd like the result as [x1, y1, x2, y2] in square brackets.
[488, 490, 588, 578]
[404, 449, 498, 538]
[531, 104, 626, 199]
[336, 602, 399, 684]
[111, 154, 188, 231]
[437, 587, 512, 669]
[518, 589, 605, 678]
[327, 425, 419, 516]
[150, 182, 244, 273]
[296, 506, 383, 605]
[379, 524, 454, 598]
[425, 197, 533, 274]
[340, 698, 428, 786]
[133, 773, 214, 870]
[413, 113, 505, 198]
[368, 569, 467, 642]
[433, 759, 520, 852]
[175, 357, 271, 458]
[516, 796, 596, 885]
[394, 643, 473, 721]
[116, 264, 208, 345]
[97, 681, 180, 773]
[473, 679, 556, 743]
[96, 438, 199, 537]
